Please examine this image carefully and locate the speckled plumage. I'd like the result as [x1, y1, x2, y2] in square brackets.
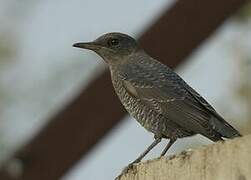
[109, 51, 240, 141]
[110, 55, 192, 139]
[73, 32, 241, 178]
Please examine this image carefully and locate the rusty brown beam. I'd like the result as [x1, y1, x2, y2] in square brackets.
[0, 0, 248, 179]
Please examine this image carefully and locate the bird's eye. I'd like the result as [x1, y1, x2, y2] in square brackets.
[108, 38, 120, 47]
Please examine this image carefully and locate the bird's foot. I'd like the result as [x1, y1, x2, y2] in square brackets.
[115, 162, 137, 180]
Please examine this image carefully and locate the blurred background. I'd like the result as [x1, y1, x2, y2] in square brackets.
[0, 0, 251, 179]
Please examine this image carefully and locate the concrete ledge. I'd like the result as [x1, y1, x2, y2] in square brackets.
[120, 135, 251, 180]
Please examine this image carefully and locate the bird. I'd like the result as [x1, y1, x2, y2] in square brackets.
[73, 32, 241, 176]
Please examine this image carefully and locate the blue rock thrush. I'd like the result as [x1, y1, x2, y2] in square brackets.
[73, 32, 241, 177]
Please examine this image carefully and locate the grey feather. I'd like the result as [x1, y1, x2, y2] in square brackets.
[118, 56, 241, 140]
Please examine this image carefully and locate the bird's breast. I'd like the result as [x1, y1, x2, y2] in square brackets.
[110, 72, 165, 134]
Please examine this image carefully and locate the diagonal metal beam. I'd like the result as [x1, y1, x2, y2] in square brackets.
[0, 0, 248, 179]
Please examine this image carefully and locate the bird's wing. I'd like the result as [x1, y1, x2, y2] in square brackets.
[118, 62, 240, 138]
[118, 62, 187, 102]
[118, 63, 210, 132]
[183, 84, 241, 137]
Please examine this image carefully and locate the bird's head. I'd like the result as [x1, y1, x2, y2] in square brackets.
[73, 32, 140, 65]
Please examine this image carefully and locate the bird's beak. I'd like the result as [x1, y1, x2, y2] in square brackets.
[73, 42, 100, 51]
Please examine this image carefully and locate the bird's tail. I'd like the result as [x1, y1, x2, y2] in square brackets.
[209, 117, 242, 139]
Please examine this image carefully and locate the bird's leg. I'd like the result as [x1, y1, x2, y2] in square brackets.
[131, 136, 162, 164]
[160, 138, 176, 157]
[116, 136, 162, 179]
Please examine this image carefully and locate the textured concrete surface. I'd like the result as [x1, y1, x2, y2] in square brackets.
[120, 135, 251, 180]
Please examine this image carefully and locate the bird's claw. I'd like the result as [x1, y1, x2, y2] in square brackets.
[115, 163, 135, 180]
